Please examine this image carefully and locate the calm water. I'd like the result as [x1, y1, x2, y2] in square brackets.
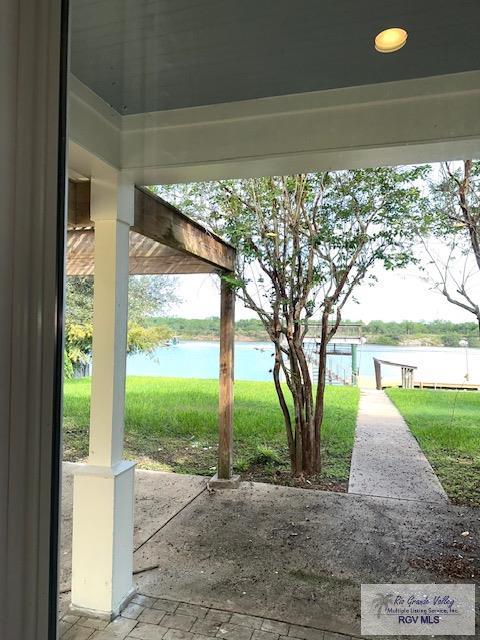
[127, 341, 480, 384]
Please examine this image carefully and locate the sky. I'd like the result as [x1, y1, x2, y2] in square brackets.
[165, 162, 477, 325]
[168, 260, 475, 323]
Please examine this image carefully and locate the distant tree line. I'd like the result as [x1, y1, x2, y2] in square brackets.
[149, 316, 268, 340]
[358, 319, 480, 347]
[150, 316, 480, 348]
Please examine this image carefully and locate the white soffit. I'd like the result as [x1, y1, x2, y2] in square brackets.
[69, 70, 480, 183]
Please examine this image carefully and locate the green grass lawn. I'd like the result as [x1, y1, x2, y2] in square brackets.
[63, 376, 359, 485]
[386, 388, 480, 507]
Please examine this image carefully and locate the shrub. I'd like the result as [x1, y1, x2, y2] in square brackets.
[251, 445, 282, 466]
[234, 457, 250, 472]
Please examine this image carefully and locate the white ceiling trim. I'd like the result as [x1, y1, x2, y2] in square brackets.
[68, 70, 480, 184]
[69, 74, 122, 169]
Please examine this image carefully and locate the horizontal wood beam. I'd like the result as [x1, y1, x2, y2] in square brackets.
[67, 256, 217, 276]
[133, 186, 235, 272]
[373, 357, 418, 370]
[67, 224, 225, 276]
[128, 257, 216, 275]
[66, 181, 235, 273]
[68, 179, 91, 226]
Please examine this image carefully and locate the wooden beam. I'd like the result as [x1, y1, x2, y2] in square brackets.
[217, 277, 235, 479]
[133, 186, 235, 272]
[68, 179, 91, 226]
[66, 228, 220, 275]
[127, 258, 216, 275]
[67, 256, 218, 276]
[66, 184, 236, 274]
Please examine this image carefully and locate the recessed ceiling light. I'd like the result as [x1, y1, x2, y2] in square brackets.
[374, 28, 408, 53]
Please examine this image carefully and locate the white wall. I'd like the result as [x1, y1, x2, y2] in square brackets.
[0, 0, 65, 638]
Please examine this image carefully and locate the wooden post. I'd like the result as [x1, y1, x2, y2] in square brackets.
[351, 344, 358, 386]
[374, 358, 382, 390]
[217, 277, 235, 480]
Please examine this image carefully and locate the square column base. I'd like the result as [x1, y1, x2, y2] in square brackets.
[71, 460, 136, 619]
[209, 473, 241, 489]
[69, 586, 136, 621]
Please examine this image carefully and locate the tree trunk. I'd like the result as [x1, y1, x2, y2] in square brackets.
[313, 309, 331, 472]
[287, 337, 316, 476]
[313, 308, 343, 471]
[73, 361, 90, 378]
[272, 345, 296, 473]
[293, 338, 315, 474]
[271, 335, 318, 477]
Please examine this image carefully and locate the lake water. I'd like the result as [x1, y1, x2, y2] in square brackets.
[127, 341, 480, 385]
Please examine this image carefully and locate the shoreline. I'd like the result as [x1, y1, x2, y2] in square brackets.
[171, 335, 480, 349]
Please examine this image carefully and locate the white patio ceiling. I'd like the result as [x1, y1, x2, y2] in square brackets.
[70, 0, 480, 114]
[67, 0, 480, 183]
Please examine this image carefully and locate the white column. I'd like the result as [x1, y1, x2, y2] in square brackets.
[71, 175, 136, 619]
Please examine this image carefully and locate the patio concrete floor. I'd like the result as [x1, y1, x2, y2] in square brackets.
[61, 464, 479, 639]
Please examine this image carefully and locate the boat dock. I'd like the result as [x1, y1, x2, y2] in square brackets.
[414, 381, 480, 391]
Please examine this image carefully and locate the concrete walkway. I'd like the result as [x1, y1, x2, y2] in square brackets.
[349, 389, 448, 503]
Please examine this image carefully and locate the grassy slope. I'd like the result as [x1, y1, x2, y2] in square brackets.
[386, 388, 480, 506]
[63, 376, 359, 481]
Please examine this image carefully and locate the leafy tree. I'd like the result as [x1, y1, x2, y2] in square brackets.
[65, 322, 172, 376]
[66, 275, 177, 325]
[65, 275, 178, 375]
[422, 160, 480, 332]
[159, 168, 426, 476]
[128, 276, 178, 324]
